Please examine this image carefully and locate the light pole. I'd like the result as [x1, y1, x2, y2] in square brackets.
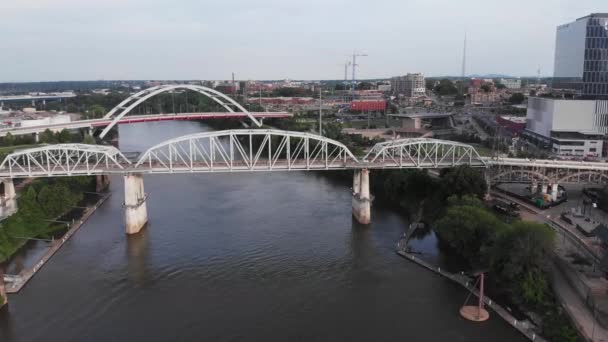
[319, 87, 323, 136]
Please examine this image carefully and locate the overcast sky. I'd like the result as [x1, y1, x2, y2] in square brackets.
[0, 0, 605, 82]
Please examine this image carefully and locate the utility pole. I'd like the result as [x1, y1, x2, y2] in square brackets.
[319, 86, 323, 135]
[460, 33, 467, 96]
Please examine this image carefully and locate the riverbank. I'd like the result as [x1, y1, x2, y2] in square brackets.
[3, 192, 111, 293]
[396, 234, 545, 341]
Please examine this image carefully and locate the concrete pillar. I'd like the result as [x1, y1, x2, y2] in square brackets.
[2, 179, 15, 200]
[541, 184, 548, 194]
[0, 266, 6, 308]
[353, 169, 361, 195]
[352, 168, 371, 224]
[124, 173, 148, 235]
[531, 182, 538, 194]
[96, 174, 111, 192]
[551, 183, 559, 202]
[34, 132, 39, 143]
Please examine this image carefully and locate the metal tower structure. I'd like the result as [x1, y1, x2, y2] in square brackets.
[349, 51, 368, 92]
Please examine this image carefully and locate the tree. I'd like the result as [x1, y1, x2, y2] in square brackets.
[509, 93, 525, 104]
[440, 165, 488, 199]
[4, 132, 15, 147]
[435, 197, 507, 266]
[495, 82, 507, 89]
[83, 134, 96, 144]
[88, 104, 106, 119]
[55, 129, 72, 143]
[17, 187, 45, 227]
[480, 84, 492, 93]
[490, 221, 554, 305]
[356, 82, 373, 90]
[433, 79, 458, 96]
[334, 83, 347, 91]
[40, 129, 56, 144]
[38, 184, 74, 218]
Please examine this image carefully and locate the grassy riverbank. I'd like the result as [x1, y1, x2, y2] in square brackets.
[0, 177, 95, 262]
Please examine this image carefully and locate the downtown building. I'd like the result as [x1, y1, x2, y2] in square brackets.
[390, 73, 426, 97]
[523, 13, 608, 158]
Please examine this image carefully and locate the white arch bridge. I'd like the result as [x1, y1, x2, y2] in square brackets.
[1, 130, 608, 231]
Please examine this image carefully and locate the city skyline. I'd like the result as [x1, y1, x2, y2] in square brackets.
[0, 0, 606, 82]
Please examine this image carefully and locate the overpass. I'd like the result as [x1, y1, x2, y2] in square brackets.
[0, 112, 291, 138]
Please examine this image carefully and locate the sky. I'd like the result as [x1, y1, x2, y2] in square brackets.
[0, 0, 606, 82]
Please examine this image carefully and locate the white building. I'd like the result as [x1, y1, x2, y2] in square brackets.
[500, 78, 522, 89]
[523, 97, 608, 157]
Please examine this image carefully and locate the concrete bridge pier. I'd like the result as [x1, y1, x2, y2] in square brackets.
[530, 181, 538, 194]
[1, 179, 17, 218]
[124, 173, 148, 235]
[352, 169, 371, 224]
[551, 183, 559, 201]
[0, 266, 7, 308]
[96, 174, 111, 192]
[2, 179, 16, 201]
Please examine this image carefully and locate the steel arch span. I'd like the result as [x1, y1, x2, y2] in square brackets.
[0, 144, 131, 177]
[135, 129, 359, 173]
[363, 138, 486, 168]
[98, 84, 262, 139]
[490, 170, 551, 184]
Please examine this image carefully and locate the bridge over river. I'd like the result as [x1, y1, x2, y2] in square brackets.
[1, 128, 608, 233]
[1, 84, 607, 232]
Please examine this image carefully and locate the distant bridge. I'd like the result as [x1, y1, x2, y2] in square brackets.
[0, 112, 291, 138]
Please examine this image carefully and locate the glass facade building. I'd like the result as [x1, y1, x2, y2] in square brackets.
[553, 13, 608, 99]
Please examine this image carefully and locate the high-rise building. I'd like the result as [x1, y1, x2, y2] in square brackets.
[553, 13, 608, 99]
[390, 73, 426, 97]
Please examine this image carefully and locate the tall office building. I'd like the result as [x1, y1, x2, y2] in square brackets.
[553, 13, 608, 99]
[390, 73, 426, 97]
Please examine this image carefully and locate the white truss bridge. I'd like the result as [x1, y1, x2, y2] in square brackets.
[1, 129, 607, 185]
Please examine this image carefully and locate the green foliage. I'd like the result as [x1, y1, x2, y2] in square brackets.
[435, 198, 507, 266]
[543, 310, 582, 342]
[40, 129, 56, 143]
[0, 177, 95, 261]
[55, 129, 72, 143]
[490, 221, 554, 300]
[4, 132, 14, 147]
[509, 93, 525, 104]
[519, 269, 549, 307]
[439, 165, 487, 199]
[356, 82, 373, 90]
[83, 134, 96, 144]
[87, 104, 106, 119]
[480, 84, 492, 93]
[272, 87, 313, 97]
[433, 79, 458, 96]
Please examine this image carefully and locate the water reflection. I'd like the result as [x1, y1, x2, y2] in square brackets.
[126, 226, 150, 287]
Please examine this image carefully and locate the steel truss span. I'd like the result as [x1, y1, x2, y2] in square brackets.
[364, 138, 487, 168]
[489, 160, 608, 185]
[0, 144, 131, 177]
[135, 129, 359, 172]
[98, 84, 263, 139]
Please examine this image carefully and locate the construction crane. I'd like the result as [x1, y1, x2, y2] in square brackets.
[344, 61, 351, 83]
[348, 51, 368, 92]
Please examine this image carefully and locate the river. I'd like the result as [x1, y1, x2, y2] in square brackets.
[0, 121, 526, 341]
